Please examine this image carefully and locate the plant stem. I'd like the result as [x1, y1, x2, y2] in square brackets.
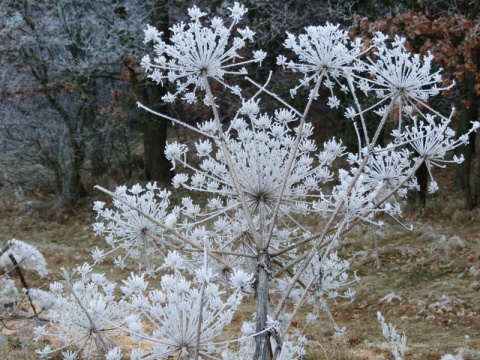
[8, 254, 38, 317]
[201, 72, 262, 250]
[265, 70, 325, 249]
[254, 200, 273, 359]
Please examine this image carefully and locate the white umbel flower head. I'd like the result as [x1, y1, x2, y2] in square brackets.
[393, 115, 479, 193]
[123, 260, 243, 359]
[356, 34, 452, 109]
[277, 23, 362, 96]
[301, 251, 359, 302]
[34, 265, 125, 359]
[172, 105, 343, 219]
[93, 183, 175, 270]
[141, 3, 265, 104]
[348, 147, 418, 200]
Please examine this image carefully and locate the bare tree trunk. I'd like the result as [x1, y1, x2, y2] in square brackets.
[473, 162, 480, 207]
[123, 0, 173, 184]
[90, 116, 112, 180]
[45, 93, 88, 211]
[453, 71, 478, 209]
[409, 160, 428, 210]
[57, 166, 86, 211]
[144, 1, 173, 183]
[141, 85, 173, 183]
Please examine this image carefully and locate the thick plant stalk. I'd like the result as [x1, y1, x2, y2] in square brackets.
[254, 263, 272, 360]
[254, 201, 272, 359]
[201, 72, 276, 359]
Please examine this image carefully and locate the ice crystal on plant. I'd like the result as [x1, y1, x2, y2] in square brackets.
[393, 116, 477, 192]
[0, 239, 48, 277]
[222, 330, 307, 359]
[306, 252, 358, 301]
[277, 251, 358, 307]
[360, 35, 448, 103]
[105, 348, 123, 360]
[0, 276, 18, 305]
[377, 312, 407, 360]
[34, 265, 125, 359]
[277, 23, 362, 97]
[141, 2, 265, 104]
[170, 104, 344, 219]
[348, 147, 418, 200]
[121, 254, 244, 359]
[93, 183, 174, 269]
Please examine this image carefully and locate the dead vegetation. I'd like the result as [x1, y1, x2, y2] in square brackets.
[0, 183, 479, 359]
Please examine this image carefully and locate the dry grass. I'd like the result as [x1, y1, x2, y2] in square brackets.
[1, 183, 480, 359]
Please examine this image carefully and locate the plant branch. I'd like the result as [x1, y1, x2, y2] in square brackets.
[265, 70, 326, 250]
[201, 73, 262, 250]
[8, 254, 38, 318]
[95, 185, 233, 270]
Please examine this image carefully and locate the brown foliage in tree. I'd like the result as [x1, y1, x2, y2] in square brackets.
[351, 8, 480, 96]
[350, 2, 480, 208]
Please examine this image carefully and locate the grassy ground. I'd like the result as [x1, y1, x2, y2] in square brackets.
[1, 184, 479, 359]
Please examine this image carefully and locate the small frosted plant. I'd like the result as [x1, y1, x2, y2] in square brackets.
[0, 239, 48, 317]
[31, 3, 479, 359]
[377, 312, 407, 360]
[0, 239, 48, 278]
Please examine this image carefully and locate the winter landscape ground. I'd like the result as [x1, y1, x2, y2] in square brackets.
[0, 178, 479, 359]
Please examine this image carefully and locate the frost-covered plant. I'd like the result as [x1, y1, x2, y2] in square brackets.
[141, 3, 266, 104]
[377, 312, 407, 360]
[222, 330, 307, 360]
[0, 276, 18, 305]
[0, 239, 48, 278]
[0, 239, 48, 323]
[33, 264, 125, 359]
[31, 2, 480, 359]
[118, 251, 247, 359]
[92, 183, 175, 273]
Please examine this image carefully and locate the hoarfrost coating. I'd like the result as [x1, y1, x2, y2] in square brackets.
[27, 2, 480, 359]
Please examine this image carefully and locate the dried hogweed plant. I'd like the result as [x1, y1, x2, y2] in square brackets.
[21, 3, 479, 360]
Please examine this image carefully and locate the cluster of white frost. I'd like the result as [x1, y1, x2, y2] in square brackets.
[16, 2, 479, 359]
[33, 265, 123, 359]
[92, 183, 174, 273]
[141, 3, 266, 104]
[0, 238, 48, 278]
[0, 276, 18, 305]
[377, 312, 407, 360]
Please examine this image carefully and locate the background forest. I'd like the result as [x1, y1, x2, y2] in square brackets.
[1, 0, 479, 213]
